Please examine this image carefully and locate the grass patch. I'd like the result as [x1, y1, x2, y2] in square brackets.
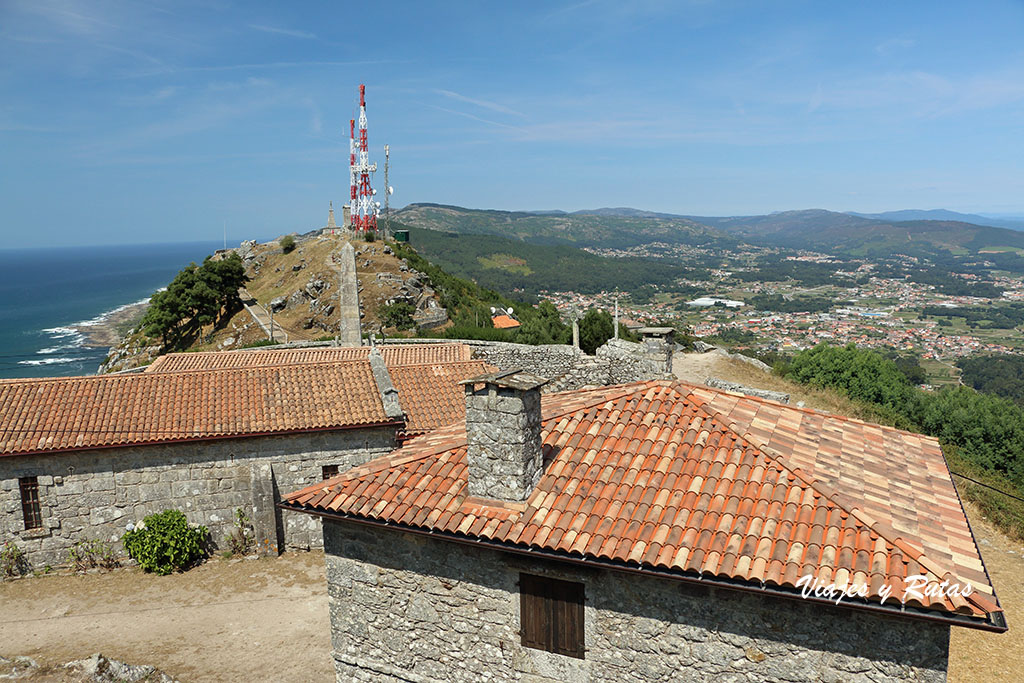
[477, 253, 532, 275]
[944, 445, 1024, 541]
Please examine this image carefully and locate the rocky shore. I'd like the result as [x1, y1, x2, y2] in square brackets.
[72, 301, 149, 348]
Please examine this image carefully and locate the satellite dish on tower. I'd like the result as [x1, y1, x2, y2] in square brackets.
[388, 186, 394, 195]
[508, 307, 514, 314]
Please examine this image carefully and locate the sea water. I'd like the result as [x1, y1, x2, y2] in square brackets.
[0, 241, 229, 379]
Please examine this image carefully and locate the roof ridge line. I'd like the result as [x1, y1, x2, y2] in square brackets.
[7, 358, 379, 384]
[685, 388, 998, 615]
[682, 379, 927, 439]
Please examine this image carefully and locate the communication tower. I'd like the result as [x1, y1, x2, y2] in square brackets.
[348, 84, 379, 232]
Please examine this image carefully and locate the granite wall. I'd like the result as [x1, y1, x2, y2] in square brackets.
[324, 521, 950, 683]
[1, 427, 396, 567]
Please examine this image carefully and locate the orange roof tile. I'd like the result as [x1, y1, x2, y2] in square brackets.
[389, 360, 495, 438]
[491, 314, 520, 329]
[0, 362, 394, 456]
[284, 380, 1001, 625]
[145, 343, 473, 373]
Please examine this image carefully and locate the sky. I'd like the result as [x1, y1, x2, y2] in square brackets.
[2, 0, 1024, 247]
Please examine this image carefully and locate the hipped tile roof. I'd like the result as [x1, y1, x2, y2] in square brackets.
[389, 361, 493, 439]
[284, 380, 1001, 623]
[146, 343, 473, 373]
[1, 362, 393, 456]
[491, 314, 521, 330]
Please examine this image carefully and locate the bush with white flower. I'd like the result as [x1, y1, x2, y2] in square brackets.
[122, 509, 208, 575]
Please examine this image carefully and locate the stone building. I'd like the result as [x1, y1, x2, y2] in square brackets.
[0, 344, 490, 566]
[283, 373, 1005, 682]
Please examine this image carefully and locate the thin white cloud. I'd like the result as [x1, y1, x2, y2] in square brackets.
[434, 89, 526, 117]
[426, 104, 526, 132]
[248, 23, 317, 40]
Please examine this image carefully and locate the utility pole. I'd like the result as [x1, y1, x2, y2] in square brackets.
[613, 291, 618, 338]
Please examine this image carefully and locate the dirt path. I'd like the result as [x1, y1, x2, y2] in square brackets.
[948, 502, 1024, 682]
[0, 553, 332, 682]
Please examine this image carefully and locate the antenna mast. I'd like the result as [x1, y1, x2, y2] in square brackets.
[348, 84, 378, 233]
[383, 144, 390, 239]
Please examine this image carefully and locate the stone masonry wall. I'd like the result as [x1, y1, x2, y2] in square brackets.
[324, 521, 950, 683]
[1, 427, 396, 567]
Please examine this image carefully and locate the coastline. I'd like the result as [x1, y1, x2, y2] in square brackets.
[71, 300, 150, 348]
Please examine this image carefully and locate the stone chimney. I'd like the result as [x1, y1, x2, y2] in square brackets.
[460, 370, 547, 502]
[639, 327, 676, 374]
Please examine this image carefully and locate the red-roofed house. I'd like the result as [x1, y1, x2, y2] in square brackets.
[0, 344, 491, 566]
[282, 372, 1004, 682]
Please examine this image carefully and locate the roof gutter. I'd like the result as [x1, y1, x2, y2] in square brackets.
[279, 502, 1007, 634]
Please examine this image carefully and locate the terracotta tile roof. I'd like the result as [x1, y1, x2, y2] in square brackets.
[145, 343, 473, 373]
[389, 361, 495, 439]
[284, 380, 1001, 623]
[491, 314, 520, 329]
[0, 362, 393, 457]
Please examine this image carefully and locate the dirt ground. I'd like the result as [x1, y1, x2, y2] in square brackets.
[0, 553, 333, 682]
[1, 353, 1019, 681]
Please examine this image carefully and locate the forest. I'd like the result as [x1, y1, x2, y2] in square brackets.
[395, 223, 685, 296]
[921, 303, 1024, 330]
[956, 354, 1024, 405]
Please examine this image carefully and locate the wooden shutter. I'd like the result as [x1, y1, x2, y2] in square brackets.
[520, 573, 585, 658]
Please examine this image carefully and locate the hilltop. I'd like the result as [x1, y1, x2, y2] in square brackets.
[101, 232, 450, 371]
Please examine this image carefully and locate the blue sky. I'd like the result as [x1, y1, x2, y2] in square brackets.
[2, 0, 1023, 247]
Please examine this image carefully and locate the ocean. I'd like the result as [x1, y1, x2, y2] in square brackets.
[0, 241, 230, 379]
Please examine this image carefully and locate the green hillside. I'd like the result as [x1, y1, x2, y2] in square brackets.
[391, 222, 687, 297]
[700, 209, 1024, 260]
[394, 203, 737, 250]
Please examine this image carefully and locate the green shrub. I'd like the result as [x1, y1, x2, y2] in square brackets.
[66, 540, 120, 572]
[362, 231, 377, 242]
[279, 235, 296, 253]
[123, 510, 209, 575]
[240, 339, 280, 349]
[380, 301, 416, 330]
[1, 541, 29, 578]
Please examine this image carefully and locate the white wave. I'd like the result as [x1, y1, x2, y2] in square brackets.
[19, 357, 79, 366]
[41, 326, 82, 338]
[73, 295, 153, 328]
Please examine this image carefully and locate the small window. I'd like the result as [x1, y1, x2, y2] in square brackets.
[520, 573, 585, 658]
[322, 465, 339, 480]
[19, 477, 42, 530]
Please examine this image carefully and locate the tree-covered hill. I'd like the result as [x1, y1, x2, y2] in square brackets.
[394, 203, 738, 251]
[392, 222, 689, 297]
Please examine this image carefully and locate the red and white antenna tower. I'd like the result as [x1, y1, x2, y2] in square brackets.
[348, 84, 378, 232]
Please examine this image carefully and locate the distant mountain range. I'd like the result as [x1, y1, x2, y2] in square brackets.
[846, 209, 1024, 232]
[394, 203, 736, 251]
[394, 203, 1024, 263]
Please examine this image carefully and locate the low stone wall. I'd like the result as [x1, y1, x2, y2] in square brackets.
[705, 378, 790, 404]
[324, 521, 950, 683]
[1, 427, 396, 567]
